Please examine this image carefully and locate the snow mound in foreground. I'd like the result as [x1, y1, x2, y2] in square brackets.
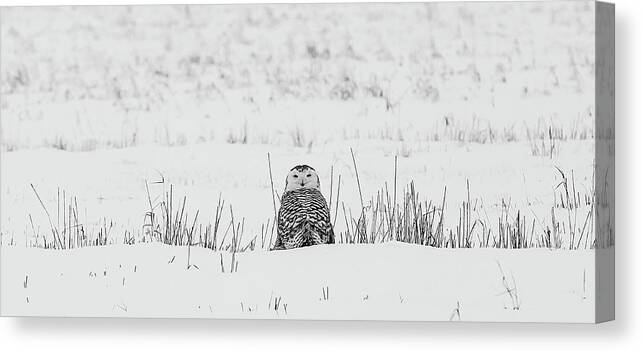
[1, 243, 600, 323]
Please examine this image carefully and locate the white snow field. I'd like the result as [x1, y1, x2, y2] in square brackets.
[1, 243, 604, 322]
[0, 2, 608, 322]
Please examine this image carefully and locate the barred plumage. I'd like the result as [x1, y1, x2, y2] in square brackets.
[272, 165, 335, 250]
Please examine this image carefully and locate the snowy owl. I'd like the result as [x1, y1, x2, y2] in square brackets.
[272, 165, 335, 250]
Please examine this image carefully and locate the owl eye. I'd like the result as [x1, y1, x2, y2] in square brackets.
[306, 174, 311, 177]
[293, 174, 298, 178]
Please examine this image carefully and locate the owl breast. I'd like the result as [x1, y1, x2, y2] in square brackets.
[273, 188, 334, 250]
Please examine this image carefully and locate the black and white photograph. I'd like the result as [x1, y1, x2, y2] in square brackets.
[0, 0, 615, 324]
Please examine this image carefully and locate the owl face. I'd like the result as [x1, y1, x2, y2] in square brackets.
[285, 165, 320, 192]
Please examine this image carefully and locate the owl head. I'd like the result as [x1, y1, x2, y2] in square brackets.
[284, 165, 320, 192]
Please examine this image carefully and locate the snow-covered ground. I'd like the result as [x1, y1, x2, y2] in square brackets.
[0, 2, 605, 322]
[1, 243, 603, 322]
[0, 3, 595, 149]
